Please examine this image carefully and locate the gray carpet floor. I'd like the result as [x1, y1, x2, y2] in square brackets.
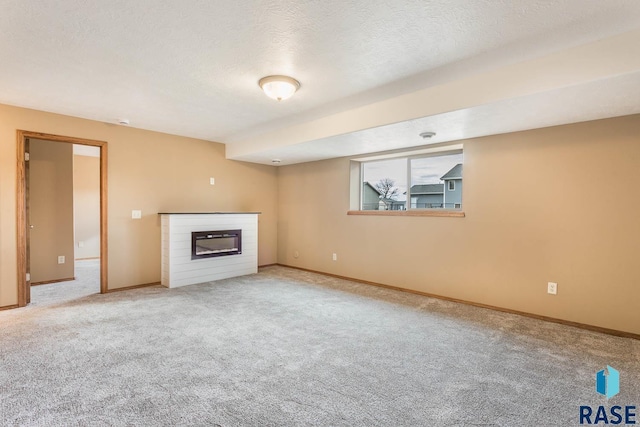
[1, 263, 638, 426]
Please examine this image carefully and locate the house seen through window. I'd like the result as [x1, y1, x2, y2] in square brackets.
[361, 151, 463, 211]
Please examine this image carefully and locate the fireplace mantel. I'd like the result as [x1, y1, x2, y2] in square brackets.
[159, 213, 259, 288]
[158, 212, 261, 215]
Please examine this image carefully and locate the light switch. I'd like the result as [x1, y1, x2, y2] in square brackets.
[210, 177, 215, 185]
[132, 210, 142, 219]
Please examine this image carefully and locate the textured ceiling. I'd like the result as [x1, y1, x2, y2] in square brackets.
[1, 1, 640, 164]
[235, 71, 640, 165]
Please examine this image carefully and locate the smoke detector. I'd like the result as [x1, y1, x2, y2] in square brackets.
[419, 131, 436, 139]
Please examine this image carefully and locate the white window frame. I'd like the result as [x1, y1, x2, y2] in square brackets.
[448, 181, 455, 191]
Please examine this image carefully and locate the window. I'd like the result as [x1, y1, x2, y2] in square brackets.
[408, 152, 463, 210]
[361, 158, 406, 210]
[357, 149, 463, 212]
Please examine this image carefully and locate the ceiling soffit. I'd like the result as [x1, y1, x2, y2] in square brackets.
[226, 29, 640, 165]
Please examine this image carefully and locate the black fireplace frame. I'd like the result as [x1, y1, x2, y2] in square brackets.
[191, 229, 242, 260]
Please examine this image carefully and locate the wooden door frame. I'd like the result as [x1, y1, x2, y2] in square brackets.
[16, 130, 108, 306]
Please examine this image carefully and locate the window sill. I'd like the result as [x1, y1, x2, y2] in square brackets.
[347, 210, 465, 218]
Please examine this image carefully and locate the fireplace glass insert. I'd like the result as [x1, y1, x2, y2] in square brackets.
[191, 229, 242, 259]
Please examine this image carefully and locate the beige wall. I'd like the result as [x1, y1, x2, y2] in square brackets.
[277, 115, 640, 335]
[0, 103, 278, 307]
[29, 139, 75, 283]
[73, 154, 100, 259]
[4, 101, 638, 335]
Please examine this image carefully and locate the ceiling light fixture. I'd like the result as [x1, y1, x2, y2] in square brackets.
[118, 118, 130, 125]
[419, 131, 436, 139]
[271, 159, 282, 164]
[258, 75, 300, 101]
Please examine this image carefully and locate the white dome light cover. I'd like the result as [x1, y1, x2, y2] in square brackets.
[258, 75, 300, 101]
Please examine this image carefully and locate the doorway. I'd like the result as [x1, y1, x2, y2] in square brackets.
[16, 131, 108, 306]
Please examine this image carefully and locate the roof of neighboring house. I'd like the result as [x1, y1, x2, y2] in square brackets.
[382, 198, 405, 205]
[410, 184, 444, 195]
[440, 163, 463, 180]
[363, 181, 382, 195]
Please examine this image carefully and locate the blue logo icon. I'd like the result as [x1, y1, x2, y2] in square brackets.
[596, 365, 619, 399]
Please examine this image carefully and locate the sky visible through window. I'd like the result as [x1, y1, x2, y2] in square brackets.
[363, 153, 463, 202]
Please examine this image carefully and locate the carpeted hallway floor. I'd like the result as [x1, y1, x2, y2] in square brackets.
[28, 259, 101, 306]
[1, 264, 638, 426]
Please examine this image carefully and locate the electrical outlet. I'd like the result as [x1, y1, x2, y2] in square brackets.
[58, 256, 65, 264]
[132, 210, 142, 219]
[332, 253, 337, 261]
[547, 282, 558, 295]
[293, 250, 299, 259]
[78, 241, 84, 248]
[210, 177, 215, 185]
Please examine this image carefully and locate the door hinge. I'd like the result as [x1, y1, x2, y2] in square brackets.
[25, 152, 30, 161]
